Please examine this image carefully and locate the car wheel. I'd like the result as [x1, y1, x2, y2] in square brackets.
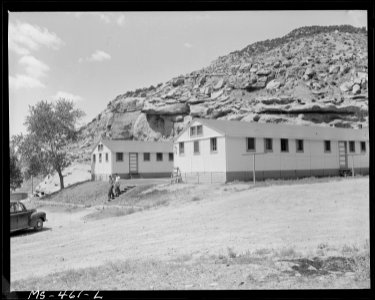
[34, 218, 43, 231]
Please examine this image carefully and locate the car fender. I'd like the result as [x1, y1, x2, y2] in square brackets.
[29, 211, 47, 227]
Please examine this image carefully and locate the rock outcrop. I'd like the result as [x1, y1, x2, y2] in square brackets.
[74, 25, 368, 162]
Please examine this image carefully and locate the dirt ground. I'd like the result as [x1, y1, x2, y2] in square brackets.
[11, 177, 369, 288]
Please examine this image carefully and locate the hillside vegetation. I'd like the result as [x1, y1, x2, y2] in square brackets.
[73, 25, 368, 162]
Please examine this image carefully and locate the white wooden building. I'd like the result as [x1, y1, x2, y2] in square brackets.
[173, 118, 369, 183]
[91, 139, 174, 180]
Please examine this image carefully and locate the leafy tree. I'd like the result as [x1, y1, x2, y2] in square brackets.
[10, 146, 23, 191]
[16, 133, 50, 180]
[23, 99, 85, 190]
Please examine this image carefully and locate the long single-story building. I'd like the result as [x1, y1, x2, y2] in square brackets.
[173, 118, 369, 183]
[91, 139, 174, 180]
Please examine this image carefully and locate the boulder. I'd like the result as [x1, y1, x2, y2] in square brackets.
[266, 80, 281, 90]
[282, 60, 292, 67]
[133, 113, 174, 141]
[239, 63, 252, 72]
[259, 96, 294, 105]
[172, 77, 185, 87]
[340, 81, 354, 92]
[214, 78, 225, 90]
[304, 67, 315, 78]
[211, 108, 232, 118]
[352, 84, 361, 94]
[250, 66, 258, 73]
[108, 111, 141, 139]
[197, 76, 206, 86]
[329, 65, 340, 74]
[256, 68, 271, 76]
[110, 97, 144, 113]
[187, 97, 205, 104]
[189, 105, 211, 118]
[142, 102, 189, 115]
[211, 90, 224, 100]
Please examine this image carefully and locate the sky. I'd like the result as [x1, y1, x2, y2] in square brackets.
[8, 10, 367, 137]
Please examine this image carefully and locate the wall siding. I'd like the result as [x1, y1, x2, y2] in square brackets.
[174, 136, 226, 173]
[92, 143, 113, 177]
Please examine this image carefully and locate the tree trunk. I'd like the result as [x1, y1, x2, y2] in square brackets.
[57, 170, 64, 190]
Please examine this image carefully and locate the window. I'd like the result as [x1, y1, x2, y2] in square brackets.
[296, 139, 304, 152]
[211, 138, 217, 152]
[349, 141, 355, 153]
[194, 141, 200, 154]
[361, 141, 366, 153]
[281, 139, 289, 152]
[16, 202, 25, 212]
[264, 138, 273, 152]
[99, 153, 102, 163]
[93, 154, 96, 162]
[324, 140, 331, 152]
[179, 142, 184, 155]
[116, 152, 123, 162]
[156, 153, 163, 161]
[246, 137, 255, 151]
[190, 126, 196, 137]
[98, 144, 103, 151]
[144, 153, 150, 161]
[197, 125, 203, 136]
[169, 153, 174, 161]
[105, 153, 109, 162]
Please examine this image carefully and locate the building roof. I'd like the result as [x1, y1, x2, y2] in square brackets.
[176, 118, 369, 141]
[91, 139, 173, 154]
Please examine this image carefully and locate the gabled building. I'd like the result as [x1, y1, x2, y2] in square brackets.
[91, 139, 174, 180]
[173, 118, 369, 183]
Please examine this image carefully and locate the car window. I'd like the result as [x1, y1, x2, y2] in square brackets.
[16, 203, 25, 212]
[10, 203, 16, 213]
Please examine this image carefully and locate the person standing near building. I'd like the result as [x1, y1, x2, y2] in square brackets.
[114, 174, 121, 197]
[108, 175, 115, 201]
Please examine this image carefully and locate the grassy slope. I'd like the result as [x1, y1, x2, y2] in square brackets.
[13, 176, 370, 290]
[13, 243, 369, 290]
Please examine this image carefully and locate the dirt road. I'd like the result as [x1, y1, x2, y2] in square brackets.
[11, 177, 369, 282]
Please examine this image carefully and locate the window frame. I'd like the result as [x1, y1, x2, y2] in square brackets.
[93, 154, 96, 163]
[179, 142, 185, 155]
[246, 137, 256, 152]
[169, 153, 174, 161]
[210, 137, 218, 152]
[324, 140, 331, 153]
[116, 152, 123, 162]
[190, 126, 196, 137]
[264, 138, 273, 152]
[197, 125, 203, 136]
[194, 141, 200, 154]
[349, 141, 355, 153]
[156, 153, 163, 161]
[360, 141, 366, 153]
[143, 152, 150, 161]
[99, 153, 102, 163]
[296, 139, 304, 153]
[105, 152, 109, 162]
[280, 138, 289, 153]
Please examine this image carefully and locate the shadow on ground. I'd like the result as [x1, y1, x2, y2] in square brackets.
[11, 227, 52, 238]
[280, 256, 354, 276]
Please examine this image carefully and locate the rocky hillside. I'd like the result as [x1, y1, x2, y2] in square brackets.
[75, 25, 368, 162]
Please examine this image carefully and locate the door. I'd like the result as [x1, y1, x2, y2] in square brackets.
[129, 153, 138, 174]
[10, 203, 18, 231]
[338, 141, 348, 169]
[16, 202, 30, 230]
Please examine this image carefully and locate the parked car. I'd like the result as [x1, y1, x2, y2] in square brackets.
[10, 200, 47, 233]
